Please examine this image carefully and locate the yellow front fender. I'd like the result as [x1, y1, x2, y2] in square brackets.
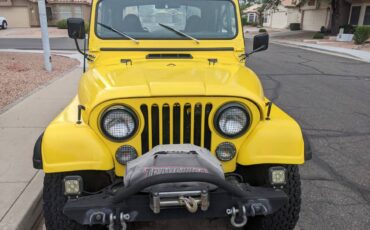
[237, 103, 305, 165]
[41, 97, 114, 173]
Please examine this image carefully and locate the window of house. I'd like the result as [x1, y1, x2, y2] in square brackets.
[307, 0, 315, 6]
[364, 6, 370, 25]
[349, 6, 361, 25]
[46, 7, 52, 21]
[248, 13, 255, 22]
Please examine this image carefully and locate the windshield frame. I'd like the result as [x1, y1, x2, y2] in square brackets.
[94, 0, 239, 41]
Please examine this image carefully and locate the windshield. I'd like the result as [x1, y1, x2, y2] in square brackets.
[95, 0, 238, 40]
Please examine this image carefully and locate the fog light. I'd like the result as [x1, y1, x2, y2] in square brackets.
[63, 176, 83, 196]
[215, 142, 236, 161]
[269, 167, 287, 185]
[116, 145, 138, 165]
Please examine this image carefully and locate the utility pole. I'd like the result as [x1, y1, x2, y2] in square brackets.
[38, 0, 52, 72]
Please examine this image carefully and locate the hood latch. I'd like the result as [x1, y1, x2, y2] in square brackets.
[208, 58, 218, 66]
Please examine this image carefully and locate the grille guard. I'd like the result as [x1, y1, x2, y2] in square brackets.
[63, 172, 288, 227]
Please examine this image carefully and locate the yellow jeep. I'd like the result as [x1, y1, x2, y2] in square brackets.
[33, 0, 311, 229]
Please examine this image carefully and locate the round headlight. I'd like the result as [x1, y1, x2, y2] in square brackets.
[116, 145, 138, 165]
[215, 142, 236, 161]
[214, 103, 250, 138]
[100, 105, 138, 141]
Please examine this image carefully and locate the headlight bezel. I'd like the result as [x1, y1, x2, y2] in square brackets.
[214, 102, 251, 138]
[100, 105, 139, 142]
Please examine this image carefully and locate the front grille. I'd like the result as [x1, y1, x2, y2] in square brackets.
[140, 103, 213, 153]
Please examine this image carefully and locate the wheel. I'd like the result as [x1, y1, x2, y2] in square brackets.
[239, 165, 301, 230]
[43, 173, 105, 230]
[2, 21, 7, 29]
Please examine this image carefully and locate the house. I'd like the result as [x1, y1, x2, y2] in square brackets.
[348, 0, 370, 26]
[263, 0, 301, 29]
[0, 0, 91, 28]
[300, 0, 332, 31]
[243, 4, 262, 23]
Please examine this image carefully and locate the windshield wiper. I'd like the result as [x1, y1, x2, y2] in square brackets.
[158, 23, 199, 44]
[97, 22, 139, 44]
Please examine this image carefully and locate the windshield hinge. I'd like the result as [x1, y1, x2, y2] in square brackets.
[208, 58, 218, 66]
[121, 59, 132, 66]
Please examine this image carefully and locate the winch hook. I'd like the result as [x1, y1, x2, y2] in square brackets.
[180, 196, 199, 213]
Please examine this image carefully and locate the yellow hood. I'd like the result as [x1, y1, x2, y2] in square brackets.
[78, 59, 265, 115]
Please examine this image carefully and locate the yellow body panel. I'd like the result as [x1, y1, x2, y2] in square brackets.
[238, 102, 304, 165]
[40, 0, 305, 174]
[42, 98, 114, 173]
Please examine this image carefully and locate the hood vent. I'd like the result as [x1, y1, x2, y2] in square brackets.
[146, 53, 193, 59]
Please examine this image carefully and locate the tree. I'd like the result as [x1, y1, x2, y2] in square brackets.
[256, 0, 281, 26]
[330, 0, 351, 34]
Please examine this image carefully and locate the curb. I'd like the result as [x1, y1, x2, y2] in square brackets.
[271, 40, 370, 63]
[0, 171, 43, 230]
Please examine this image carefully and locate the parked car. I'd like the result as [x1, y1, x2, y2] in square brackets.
[33, 0, 312, 229]
[0, 17, 7, 29]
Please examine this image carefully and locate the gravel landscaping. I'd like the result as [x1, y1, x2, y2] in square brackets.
[0, 52, 79, 110]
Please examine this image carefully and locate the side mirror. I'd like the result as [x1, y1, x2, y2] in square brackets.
[67, 18, 85, 39]
[253, 33, 269, 53]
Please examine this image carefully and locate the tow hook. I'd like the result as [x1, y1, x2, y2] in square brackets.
[226, 206, 248, 228]
[108, 212, 129, 230]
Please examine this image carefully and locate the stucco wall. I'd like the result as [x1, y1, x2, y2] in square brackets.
[0, 0, 91, 27]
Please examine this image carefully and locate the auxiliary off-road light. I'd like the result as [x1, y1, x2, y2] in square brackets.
[63, 176, 83, 196]
[269, 166, 287, 186]
[215, 142, 236, 161]
[116, 145, 138, 165]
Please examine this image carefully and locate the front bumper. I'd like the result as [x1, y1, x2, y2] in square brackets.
[63, 173, 288, 228]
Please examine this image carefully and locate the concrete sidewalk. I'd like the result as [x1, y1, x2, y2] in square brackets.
[0, 68, 82, 230]
[272, 39, 370, 63]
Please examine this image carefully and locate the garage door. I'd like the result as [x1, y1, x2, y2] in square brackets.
[0, 7, 30, 27]
[302, 9, 327, 31]
[271, 11, 288, 29]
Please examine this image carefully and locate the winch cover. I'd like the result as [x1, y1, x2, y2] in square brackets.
[124, 144, 225, 192]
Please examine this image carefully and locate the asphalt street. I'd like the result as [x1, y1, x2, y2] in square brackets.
[0, 38, 81, 50]
[26, 41, 370, 230]
[247, 43, 370, 229]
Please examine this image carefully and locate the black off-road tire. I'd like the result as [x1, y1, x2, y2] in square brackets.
[43, 173, 104, 230]
[243, 165, 301, 230]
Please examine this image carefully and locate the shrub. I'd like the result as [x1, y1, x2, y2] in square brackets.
[339, 24, 356, 34]
[353, 26, 370, 44]
[251, 22, 258, 27]
[313, 32, 325, 39]
[56, 19, 68, 29]
[289, 23, 301, 31]
[241, 16, 249, 26]
[259, 28, 267, 33]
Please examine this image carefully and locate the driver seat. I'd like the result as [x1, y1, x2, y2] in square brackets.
[122, 14, 145, 32]
[184, 15, 205, 33]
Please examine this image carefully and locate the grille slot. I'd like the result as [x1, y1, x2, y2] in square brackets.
[140, 102, 213, 153]
[151, 105, 159, 147]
